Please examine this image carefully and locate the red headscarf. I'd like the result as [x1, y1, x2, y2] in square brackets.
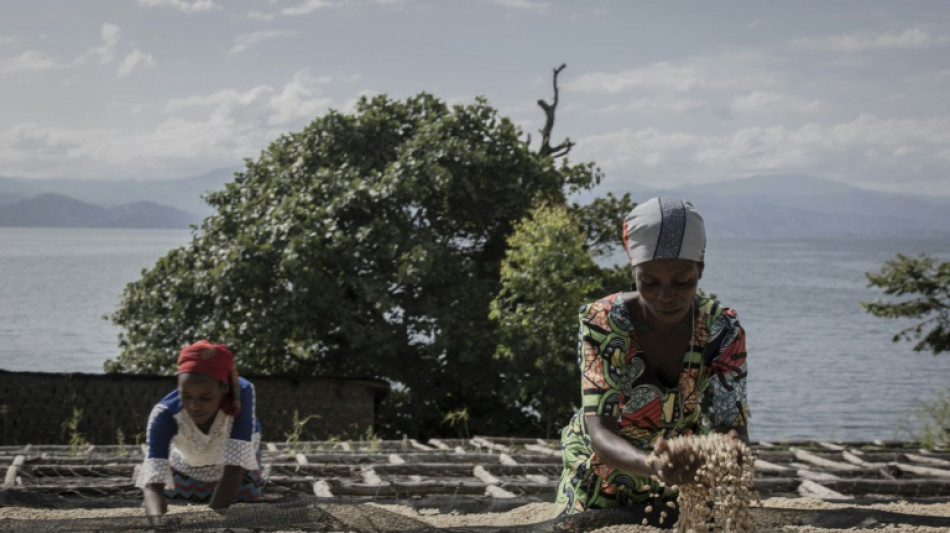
[177, 340, 242, 416]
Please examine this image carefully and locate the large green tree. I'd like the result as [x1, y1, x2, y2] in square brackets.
[863, 253, 950, 354]
[107, 92, 607, 437]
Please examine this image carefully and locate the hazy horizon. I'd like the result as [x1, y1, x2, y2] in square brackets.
[2, 1, 950, 196]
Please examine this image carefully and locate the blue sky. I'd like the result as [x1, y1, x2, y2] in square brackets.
[2, 0, 949, 196]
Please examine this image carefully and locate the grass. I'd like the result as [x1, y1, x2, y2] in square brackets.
[284, 410, 321, 455]
[115, 428, 127, 456]
[359, 427, 382, 453]
[916, 388, 950, 450]
[442, 407, 471, 440]
[62, 407, 90, 456]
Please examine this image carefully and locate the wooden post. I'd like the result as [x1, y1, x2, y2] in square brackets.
[3, 455, 24, 488]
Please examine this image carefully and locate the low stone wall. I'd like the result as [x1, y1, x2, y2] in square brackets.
[0, 370, 388, 445]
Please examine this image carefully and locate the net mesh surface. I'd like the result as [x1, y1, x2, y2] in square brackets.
[2, 438, 949, 532]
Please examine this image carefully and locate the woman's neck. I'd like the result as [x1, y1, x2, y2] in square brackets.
[195, 412, 217, 434]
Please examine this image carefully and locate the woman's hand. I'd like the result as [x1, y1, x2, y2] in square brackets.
[650, 437, 703, 486]
[143, 484, 174, 531]
[146, 514, 181, 531]
[208, 465, 245, 510]
[726, 428, 745, 466]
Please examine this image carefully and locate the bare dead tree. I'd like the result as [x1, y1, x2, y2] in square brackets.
[537, 63, 575, 158]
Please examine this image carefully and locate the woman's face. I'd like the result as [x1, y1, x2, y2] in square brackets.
[634, 259, 702, 328]
[177, 373, 227, 426]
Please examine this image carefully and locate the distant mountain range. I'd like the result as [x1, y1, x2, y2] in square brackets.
[0, 170, 948, 236]
[0, 167, 237, 216]
[0, 168, 236, 229]
[0, 193, 201, 229]
[593, 173, 950, 239]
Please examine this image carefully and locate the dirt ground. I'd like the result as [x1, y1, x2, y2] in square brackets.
[1, 496, 949, 532]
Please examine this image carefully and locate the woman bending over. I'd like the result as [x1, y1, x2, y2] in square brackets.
[555, 198, 749, 528]
[136, 340, 263, 520]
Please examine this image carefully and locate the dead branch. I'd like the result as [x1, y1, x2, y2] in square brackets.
[537, 63, 575, 158]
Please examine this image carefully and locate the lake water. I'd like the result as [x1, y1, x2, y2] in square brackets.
[1, 227, 949, 442]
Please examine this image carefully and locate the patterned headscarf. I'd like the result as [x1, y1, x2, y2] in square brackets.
[623, 197, 706, 267]
[177, 340, 242, 416]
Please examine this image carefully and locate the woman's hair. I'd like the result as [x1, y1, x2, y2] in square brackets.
[622, 197, 705, 267]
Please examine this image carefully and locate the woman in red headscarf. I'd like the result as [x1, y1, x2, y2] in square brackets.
[136, 341, 263, 520]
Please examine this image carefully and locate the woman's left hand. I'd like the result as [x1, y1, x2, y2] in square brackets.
[723, 427, 747, 466]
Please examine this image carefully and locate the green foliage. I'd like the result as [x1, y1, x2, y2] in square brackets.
[900, 388, 950, 449]
[442, 407, 471, 439]
[862, 253, 950, 354]
[285, 410, 321, 454]
[106, 93, 603, 438]
[569, 191, 635, 260]
[360, 427, 383, 453]
[490, 205, 613, 437]
[115, 428, 127, 457]
[916, 389, 950, 449]
[62, 407, 90, 456]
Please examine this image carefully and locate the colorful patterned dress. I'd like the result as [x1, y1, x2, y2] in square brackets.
[555, 293, 748, 517]
[136, 377, 264, 502]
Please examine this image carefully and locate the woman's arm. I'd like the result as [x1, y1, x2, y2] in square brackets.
[588, 415, 703, 486]
[208, 465, 245, 509]
[586, 415, 657, 479]
[138, 403, 176, 519]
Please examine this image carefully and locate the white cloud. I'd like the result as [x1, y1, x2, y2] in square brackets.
[0, 50, 60, 74]
[574, 113, 950, 190]
[568, 58, 777, 94]
[282, 0, 345, 16]
[164, 70, 336, 126]
[596, 95, 707, 115]
[569, 62, 703, 93]
[791, 28, 950, 52]
[488, 0, 550, 13]
[0, 71, 349, 179]
[229, 30, 296, 56]
[730, 91, 822, 114]
[3, 24, 125, 75]
[0, 36, 17, 45]
[75, 23, 121, 65]
[137, 0, 219, 13]
[163, 87, 268, 113]
[0, 123, 114, 176]
[267, 71, 336, 125]
[906, 68, 950, 83]
[0, 118, 258, 180]
[117, 49, 157, 78]
[247, 12, 276, 20]
[893, 145, 919, 157]
[250, 0, 402, 19]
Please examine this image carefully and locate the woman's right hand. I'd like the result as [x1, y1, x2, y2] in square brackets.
[143, 484, 168, 522]
[147, 514, 181, 531]
[650, 437, 703, 486]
